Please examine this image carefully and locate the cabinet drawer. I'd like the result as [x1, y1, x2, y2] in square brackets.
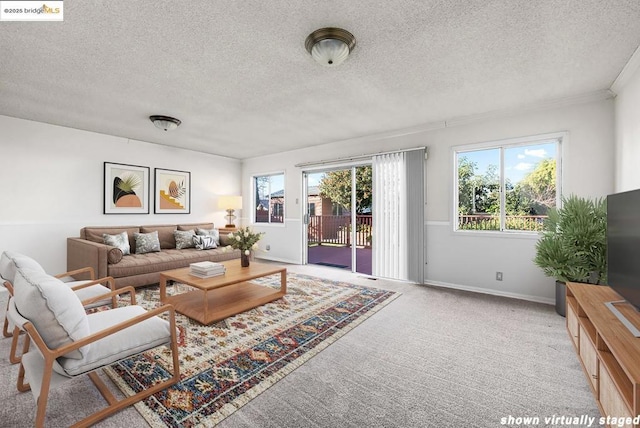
[578, 325, 598, 391]
[600, 365, 634, 427]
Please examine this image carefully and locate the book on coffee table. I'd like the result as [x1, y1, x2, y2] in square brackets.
[190, 261, 226, 278]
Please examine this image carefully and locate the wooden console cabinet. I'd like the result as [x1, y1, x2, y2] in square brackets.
[566, 282, 640, 427]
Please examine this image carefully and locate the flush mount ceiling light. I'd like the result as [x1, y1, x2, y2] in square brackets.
[305, 27, 356, 67]
[149, 115, 181, 131]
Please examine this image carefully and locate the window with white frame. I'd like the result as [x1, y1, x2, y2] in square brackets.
[454, 134, 562, 233]
[254, 173, 285, 224]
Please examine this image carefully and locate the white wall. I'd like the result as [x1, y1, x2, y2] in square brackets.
[614, 55, 640, 191]
[0, 115, 241, 273]
[243, 97, 615, 303]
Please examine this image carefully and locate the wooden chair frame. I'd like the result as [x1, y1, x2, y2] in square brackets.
[4, 275, 123, 364]
[16, 303, 180, 428]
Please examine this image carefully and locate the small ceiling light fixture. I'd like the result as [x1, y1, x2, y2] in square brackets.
[305, 27, 356, 67]
[149, 115, 181, 131]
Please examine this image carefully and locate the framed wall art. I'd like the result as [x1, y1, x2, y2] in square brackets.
[154, 168, 191, 214]
[103, 162, 150, 214]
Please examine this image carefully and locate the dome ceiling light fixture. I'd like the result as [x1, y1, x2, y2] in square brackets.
[149, 115, 181, 131]
[305, 27, 356, 67]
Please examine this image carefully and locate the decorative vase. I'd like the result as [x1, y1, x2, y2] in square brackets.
[241, 252, 250, 267]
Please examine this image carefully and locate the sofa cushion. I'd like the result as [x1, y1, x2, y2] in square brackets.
[133, 231, 161, 254]
[103, 231, 131, 255]
[82, 226, 139, 252]
[220, 233, 233, 246]
[174, 229, 196, 249]
[178, 223, 214, 231]
[13, 268, 90, 359]
[107, 246, 124, 264]
[106, 248, 240, 278]
[140, 225, 177, 249]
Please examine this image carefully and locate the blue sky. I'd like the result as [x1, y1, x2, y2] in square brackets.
[270, 174, 285, 193]
[461, 142, 556, 183]
[307, 172, 324, 187]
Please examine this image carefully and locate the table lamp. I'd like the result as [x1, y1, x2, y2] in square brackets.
[218, 196, 243, 228]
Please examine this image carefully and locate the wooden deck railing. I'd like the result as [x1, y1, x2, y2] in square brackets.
[308, 215, 372, 246]
[458, 215, 547, 231]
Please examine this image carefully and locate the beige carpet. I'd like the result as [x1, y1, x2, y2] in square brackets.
[0, 264, 600, 427]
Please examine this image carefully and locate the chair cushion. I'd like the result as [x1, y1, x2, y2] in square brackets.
[0, 251, 45, 283]
[13, 268, 90, 359]
[69, 283, 112, 309]
[58, 305, 172, 376]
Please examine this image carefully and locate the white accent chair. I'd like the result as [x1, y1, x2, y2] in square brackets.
[0, 251, 118, 363]
[12, 267, 180, 428]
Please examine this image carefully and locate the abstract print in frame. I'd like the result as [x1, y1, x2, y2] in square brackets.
[154, 168, 191, 213]
[103, 162, 150, 214]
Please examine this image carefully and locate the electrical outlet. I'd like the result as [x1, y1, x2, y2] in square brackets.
[266, 244, 271, 251]
[496, 272, 503, 281]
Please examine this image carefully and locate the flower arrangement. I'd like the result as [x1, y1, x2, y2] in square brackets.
[225, 226, 264, 256]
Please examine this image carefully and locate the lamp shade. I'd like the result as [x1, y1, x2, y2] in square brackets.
[310, 39, 350, 66]
[305, 28, 356, 67]
[218, 195, 243, 210]
[149, 115, 181, 131]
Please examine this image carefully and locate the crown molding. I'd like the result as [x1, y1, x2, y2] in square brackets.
[445, 89, 614, 128]
[611, 44, 640, 94]
[314, 120, 446, 150]
[307, 90, 613, 149]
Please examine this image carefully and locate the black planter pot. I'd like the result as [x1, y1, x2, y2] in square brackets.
[555, 280, 566, 317]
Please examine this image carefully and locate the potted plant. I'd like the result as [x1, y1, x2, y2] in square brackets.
[534, 195, 607, 316]
[225, 227, 265, 267]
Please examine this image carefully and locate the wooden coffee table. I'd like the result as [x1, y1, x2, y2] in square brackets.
[159, 260, 286, 324]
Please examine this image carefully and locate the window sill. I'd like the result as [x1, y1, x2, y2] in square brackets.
[251, 222, 286, 228]
[452, 229, 541, 240]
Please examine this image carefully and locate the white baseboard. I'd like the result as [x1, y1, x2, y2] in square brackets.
[255, 255, 299, 265]
[424, 279, 555, 305]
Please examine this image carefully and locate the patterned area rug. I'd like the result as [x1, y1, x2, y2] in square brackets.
[104, 273, 399, 427]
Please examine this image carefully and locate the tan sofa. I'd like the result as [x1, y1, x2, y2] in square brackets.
[67, 223, 240, 289]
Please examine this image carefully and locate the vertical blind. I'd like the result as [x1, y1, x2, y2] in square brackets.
[372, 149, 425, 283]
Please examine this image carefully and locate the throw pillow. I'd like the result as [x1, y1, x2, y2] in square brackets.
[107, 246, 124, 264]
[13, 268, 90, 359]
[193, 235, 217, 250]
[196, 228, 220, 245]
[103, 231, 131, 255]
[133, 231, 161, 254]
[174, 230, 196, 249]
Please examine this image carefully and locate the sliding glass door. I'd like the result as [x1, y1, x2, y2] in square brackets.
[303, 165, 372, 275]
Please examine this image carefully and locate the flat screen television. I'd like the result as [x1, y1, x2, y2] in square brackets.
[607, 188, 640, 336]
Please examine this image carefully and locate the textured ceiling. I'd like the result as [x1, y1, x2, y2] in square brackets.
[1, 0, 640, 159]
